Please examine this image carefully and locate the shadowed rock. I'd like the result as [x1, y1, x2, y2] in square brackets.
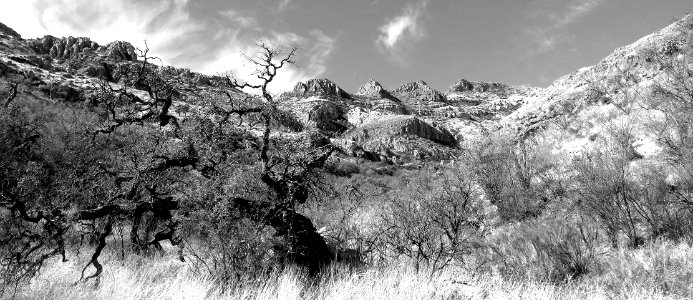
[0, 22, 21, 39]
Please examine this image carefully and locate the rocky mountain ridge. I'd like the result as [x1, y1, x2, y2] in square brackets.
[1, 14, 692, 167]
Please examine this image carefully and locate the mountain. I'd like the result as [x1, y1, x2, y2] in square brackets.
[1, 14, 692, 168]
[502, 13, 693, 167]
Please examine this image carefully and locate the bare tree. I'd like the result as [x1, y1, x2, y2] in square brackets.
[220, 41, 337, 275]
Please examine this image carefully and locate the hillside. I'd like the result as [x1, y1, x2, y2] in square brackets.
[3, 12, 693, 300]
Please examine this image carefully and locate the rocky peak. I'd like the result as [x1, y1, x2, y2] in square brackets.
[27, 36, 137, 61]
[103, 41, 137, 61]
[29, 35, 99, 60]
[393, 80, 445, 103]
[449, 79, 509, 94]
[293, 78, 351, 99]
[0, 22, 21, 39]
[356, 78, 393, 99]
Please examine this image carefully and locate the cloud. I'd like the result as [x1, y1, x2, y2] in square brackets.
[9, 0, 209, 65]
[550, 0, 605, 28]
[211, 29, 336, 94]
[523, 0, 605, 55]
[219, 9, 257, 28]
[278, 0, 292, 12]
[0, 0, 334, 93]
[375, 0, 428, 65]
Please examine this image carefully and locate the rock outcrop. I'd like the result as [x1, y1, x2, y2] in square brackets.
[392, 80, 446, 103]
[0, 22, 21, 39]
[293, 78, 351, 99]
[103, 41, 137, 61]
[357, 78, 393, 99]
[370, 98, 408, 114]
[282, 98, 348, 132]
[449, 79, 509, 94]
[29, 36, 99, 60]
[27, 36, 136, 61]
[349, 114, 456, 146]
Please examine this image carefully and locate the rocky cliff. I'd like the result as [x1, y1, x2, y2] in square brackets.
[356, 78, 393, 99]
[0, 21, 21, 39]
[392, 80, 446, 103]
[1, 14, 690, 167]
[28, 36, 137, 61]
[292, 78, 351, 99]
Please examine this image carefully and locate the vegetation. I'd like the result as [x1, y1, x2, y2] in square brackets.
[2, 15, 693, 299]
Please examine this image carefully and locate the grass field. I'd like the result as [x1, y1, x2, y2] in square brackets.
[9, 240, 693, 300]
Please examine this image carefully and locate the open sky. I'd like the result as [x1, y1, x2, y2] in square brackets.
[0, 0, 691, 93]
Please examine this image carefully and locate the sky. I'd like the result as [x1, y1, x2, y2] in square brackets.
[0, 0, 691, 93]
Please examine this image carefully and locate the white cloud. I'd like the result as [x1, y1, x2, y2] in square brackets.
[375, 0, 428, 65]
[1, 0, 205, 65]
[209, 29, 336, 94]
[278, 0, 292, 12]
[219, 9, 257, 28]
[550, 0, 605, 28]
[523, 0, 605, 56]
[0, 0, 334, 93]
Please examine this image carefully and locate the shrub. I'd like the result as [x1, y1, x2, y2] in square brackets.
[470, 134, 557, 221]
[484, 215, 601, 283]
[378, 163, 492, 275]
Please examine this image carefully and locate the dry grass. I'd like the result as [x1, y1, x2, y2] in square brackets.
[8, 240, 693, 300]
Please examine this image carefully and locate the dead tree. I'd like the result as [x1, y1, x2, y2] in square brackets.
[222, 41, 335, 274]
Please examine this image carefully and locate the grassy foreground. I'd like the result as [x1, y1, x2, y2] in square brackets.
[9, 240, 693, 300]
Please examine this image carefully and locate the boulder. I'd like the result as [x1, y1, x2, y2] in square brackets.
[293, 78, 351, 99]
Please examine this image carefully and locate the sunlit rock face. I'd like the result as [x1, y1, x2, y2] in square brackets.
[392, 80, 446, 103]
[27, 35, 137, 62]
[357, 78, 392, 99]
[293, 78, 351, 99]
[1, 14, 691, 168]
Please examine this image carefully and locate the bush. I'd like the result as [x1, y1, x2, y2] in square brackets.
[378, 163, 493, 275]
[470, 134, 558, 221]
[573, 125, 693, 247]
[484, 216, 601, 283]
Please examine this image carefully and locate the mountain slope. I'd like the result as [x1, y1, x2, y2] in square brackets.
[1, 14, 692, 168]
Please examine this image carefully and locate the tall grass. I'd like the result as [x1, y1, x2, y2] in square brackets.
[10, 241, 693, 300]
